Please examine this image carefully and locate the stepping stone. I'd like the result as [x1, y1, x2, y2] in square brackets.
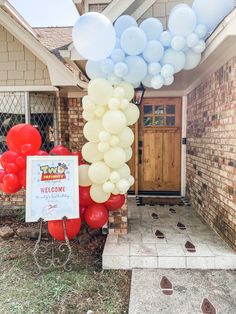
[185, 241, 196, 253]
[160, 276, 173, 295]
[152, 213, 159, 219]
[155, 230, 165, 239]
[201, 298, 216, 314]
[169, 208, 176, 214]
[177, 222, 186, 230]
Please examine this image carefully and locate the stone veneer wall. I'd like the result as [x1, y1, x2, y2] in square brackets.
[186, 56, 236, 250]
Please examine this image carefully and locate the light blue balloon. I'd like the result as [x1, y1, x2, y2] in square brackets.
[140, 18, 163, 40]
[114, 62, 129, 77]
[168, 5, 197, 36]
[107, 73, 121, 85]
[161, 48, 186, 73]
[164, 76, 174, 86]
[171, 36, 186, 51]
[192, 0, 234, 32]
[151, 75, 164, 89]
[121, 27, 147, 56]
[148, 62, 161, 75]
[161, 64, 174, 78]
[142, 74, 153, 88]
[124, 56, 147, 84]
[143, 40, 164, 63]
[100, 58, 114, 74]
[184, 49, 201, 70]
[160, 31, 172, 47]
[73, 12, 116, 61]
[187, 33, 199, 48]
[195, 24, 208, 39]
[115, 37, 120, 48]
[114, 15, 138, 37]
[110, 48, 125, 62]
[192, 40, 206, 53]
[86, 60, 107, 79]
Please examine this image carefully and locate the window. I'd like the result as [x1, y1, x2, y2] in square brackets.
[0, 92, 57, 154]
[143, 103, 176, 127]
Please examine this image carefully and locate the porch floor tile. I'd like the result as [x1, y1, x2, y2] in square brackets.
[102, 197, 236, 269]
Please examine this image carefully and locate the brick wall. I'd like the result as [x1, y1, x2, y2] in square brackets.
[0, 25, 51, 85]
[186, 56, 236, 250]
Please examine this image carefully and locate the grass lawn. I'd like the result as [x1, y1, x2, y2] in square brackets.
[0, 235, 131, 314]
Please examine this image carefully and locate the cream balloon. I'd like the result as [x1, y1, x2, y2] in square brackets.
[117, 164, 131, 179]
[113, 86, 125, 99]
[120, 99, 129, 110]
[79, 164, 92, 186]
[94, 106, 105, 117]
[82, 95, 96, 111]
[88, 78, 113, 106]
[98, 142, 110, 153]
[112, 187, 120, 195]
[82, 142, 103, 163]
[103, 110, 127, 134]
[108, 98, 120, 110]
[116, 178, 130, 194]
[82, 110, 95, 121]
[88, 161, 110, 184]
[110, 171, 121, 183]
[123, 104, 140, 125]
[99, 130, 111, 142]
[102, 181, 115, 193]
[118, 127, 134, 148]
[110, 135, 120, 147]
[128, 175, 135, 186]
[117, 81, 134, 101]
[90, 184, 110, 203]
[83, 119, 103, 142]
[124, 147, 133, 162]
[104, 147, 126, 169]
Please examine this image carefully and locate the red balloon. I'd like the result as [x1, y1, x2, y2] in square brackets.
[85, 204, 108, 229]
[3, 173, 21, 192]
[0, 151, 18, 169]
[15, 156, 26, 169]
[72, 151, 83, 165]
[37, 150, 49, 156]
[49, 145, 70, 156]
[79, 186, 94, 207]
[21, 143, 35, 156]
[18, 169, 26, 189]
[48, 218, 81, 241]
[0, 183, 17, 194]
[5, 163, 18, 174]
[6, 124, 42, 154]
[103, 194, 126, 211]
[79, 205, 87, 222]
[0, 169, 6, 183]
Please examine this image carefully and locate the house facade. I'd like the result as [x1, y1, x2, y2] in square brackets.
[0, 0, 235, 251]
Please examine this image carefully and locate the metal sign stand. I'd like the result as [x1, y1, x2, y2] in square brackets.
[33, 217, 72, 273]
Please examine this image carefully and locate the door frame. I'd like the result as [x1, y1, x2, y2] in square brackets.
[131, 95, 187, 197]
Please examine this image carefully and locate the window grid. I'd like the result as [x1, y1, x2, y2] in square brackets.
[143, 103, 176, 127]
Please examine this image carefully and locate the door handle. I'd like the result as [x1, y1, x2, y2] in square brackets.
[138, 149, 142, 164]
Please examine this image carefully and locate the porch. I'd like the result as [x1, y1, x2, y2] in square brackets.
[103, 197, 236, 269]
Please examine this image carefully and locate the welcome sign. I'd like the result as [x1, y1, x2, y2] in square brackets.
[26, 156, 79, 222]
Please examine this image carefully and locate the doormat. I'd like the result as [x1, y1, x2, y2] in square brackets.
[138, 197, 185, 206]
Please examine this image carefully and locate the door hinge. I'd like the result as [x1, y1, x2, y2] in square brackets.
[182, 138, 187, 145]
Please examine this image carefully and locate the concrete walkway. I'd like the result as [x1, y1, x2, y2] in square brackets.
[129, 269, 236, 314]
[103, 198, 236, 269]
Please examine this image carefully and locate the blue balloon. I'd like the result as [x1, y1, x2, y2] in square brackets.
[187, 33, 199, 48]
[114, 15, 138, 37]
[148, 62, 161, 75]
[160, 31, 172, 47]
[151, 75, 164, 89]
[195, 24, 208, 39]
[107, 73, 121, 85]
[124, 56, 147, 84]
[143, 40, 164, 63]
[73, 12, 116, 61]
[192, 40, 206, 53]
[121, 27, 147, 56]
[100, 59, 114, 74]
[161, 64, 174, 78]
[142, 74, 153, 88]
[110, 48, 125, 63]
[192, 0, 234, 32]
[140, 18, 163, 40]
[114, 62, 129, 77]
[164, 76, 174, 86]
[161, 49, 186, 73]
[168, 5, 197, 36]
[86, 60, 107, 79]
[171, 36, 186, 51]
[184, 50, 201, 70]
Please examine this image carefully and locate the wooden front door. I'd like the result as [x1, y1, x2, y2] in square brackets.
[138, 98, 182, 193]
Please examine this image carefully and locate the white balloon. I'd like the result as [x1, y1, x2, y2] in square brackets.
[140, 18, 163, 40]
[116, 179, 130, 194]
[103, 110, 127, 134]
[99, 131, 111, 142]
[114, 15, 138, 37]
[82, 110, 95, 121]
[117, 82, 134, 101]
[73, 12, 116, 61]
[151, 75, 164, 89]
[118, 127, 134, 148]
[88, 161, 110, 184]
[110, 135, 120, 147]
[121, 27, 147, 56]
[88, 79, 114, 106]
[123, 104, 140, 125]
[104, 147, 126, 169]
[110, 171, 121, 183]
[98, 142, 110, 153]
[108, 98, 120, 110]
[90, 184, 110, 203]
[117, 164, 131, 179]
[161, 49, 186, 73]
[124, 147, 133, 162]
[103, 181, 115, 193]
[79, 164, 91, 187]
[184, 50, 202, 70]
[168, 5, 197, 36]
[82, 142, 103, 163]
[83, 120, 103, 143]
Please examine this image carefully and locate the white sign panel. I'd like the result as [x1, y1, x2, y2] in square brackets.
[26, 156, 79, 222]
